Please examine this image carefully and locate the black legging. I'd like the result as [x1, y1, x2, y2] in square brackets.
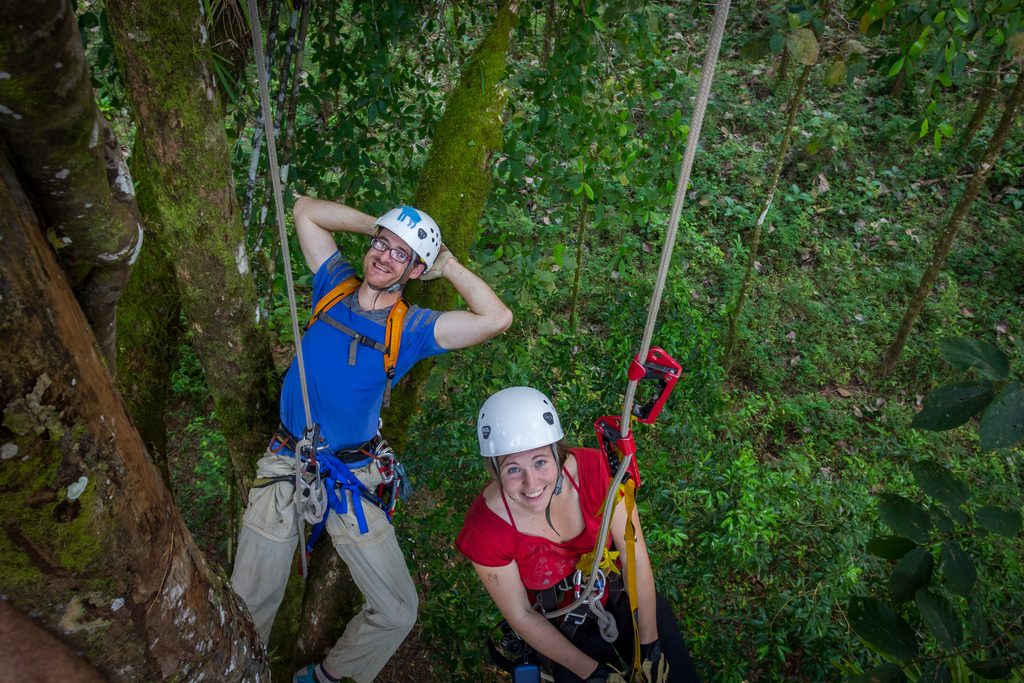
[551, 592, 700, 682]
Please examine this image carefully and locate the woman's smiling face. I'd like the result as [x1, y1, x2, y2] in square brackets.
[496, 445, 559, 512]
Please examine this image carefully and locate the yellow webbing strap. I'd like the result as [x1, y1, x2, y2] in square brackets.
[623, 478, 642, 680]
[308, 276, 361, 328]
[307, 275, 408, 408]
[381, 299, 408, 408]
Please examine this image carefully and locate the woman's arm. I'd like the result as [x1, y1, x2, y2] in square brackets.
[472, 561, 600, 679]
[609, 491, 659, 644]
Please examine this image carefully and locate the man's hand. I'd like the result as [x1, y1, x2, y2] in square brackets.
[420, 244, 454, 281]
[638, 640, 669, 683]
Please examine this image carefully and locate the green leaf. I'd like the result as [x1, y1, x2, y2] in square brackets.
[978, 382, 1024, 451]
[786, 28, 819, 65]
[915, 589, 962, 648]
[910, 381, 995, 431]
[769, 31, 785, 54]
[912, 460, 969, 510]
[824, 59, 847, 86]
[889, 547, 934, 603]
[941, 542, 976, 597]
[868, 536, 917, 560]
[939, 337, 1010, 380]
[919, 117, 929, 138]
[851, 663, 906, 682]
[888, 56, 906, 77]
[953, 7, 969, 23]
[1008, 32, 1024, 59]
[582, 182, 595, 201]
[848, 596, 919, 660]
[969, 597, 988, 643]
[741, 31, 774, 60]
[918, 662, 952, 683]
[968, 657, 1014, 679]
[879, 494, 932, 543]
[976, 506, 1022, 537]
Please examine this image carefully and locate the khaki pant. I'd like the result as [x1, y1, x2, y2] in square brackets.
[231, 453, 418, 683]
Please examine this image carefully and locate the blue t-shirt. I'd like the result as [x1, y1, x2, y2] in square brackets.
[279, 251, 445, 450]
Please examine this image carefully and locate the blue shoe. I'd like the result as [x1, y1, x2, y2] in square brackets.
[292, 665, 318, 683]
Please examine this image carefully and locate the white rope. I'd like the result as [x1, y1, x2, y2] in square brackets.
[246, 0, 316, 577]
[619, 0, 732, 434]
[546, 0, 732, 624]
[245, 0, 313, 432]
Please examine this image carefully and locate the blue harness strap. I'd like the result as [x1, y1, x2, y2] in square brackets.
[303, 450, 395, 555]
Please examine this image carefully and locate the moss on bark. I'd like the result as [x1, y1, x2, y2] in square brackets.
[0, 0, 142, 365]
[384, 0, 521, 450]
[106, 0, 278, 491]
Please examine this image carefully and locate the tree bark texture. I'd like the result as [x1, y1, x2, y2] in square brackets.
[0, 149, 268, 681]
[0, 601, 106, 683]
[878, 69, 1024, 378]
[0, 0, 142, 367]
[383, 0, 522, 451]
[287, 539, 361, 674]
[105, 0, 278, 496]
[114, 145, 183, 486]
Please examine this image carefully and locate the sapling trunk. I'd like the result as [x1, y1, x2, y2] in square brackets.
[569, 194, 590, 328]
[723, 64, 812, 369]
[242, 0, 282, 227]
[960, 47, 1006, 151]
[878, 70, 1024, 378]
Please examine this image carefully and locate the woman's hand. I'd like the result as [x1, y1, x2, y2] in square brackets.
[638, 640, 669, 683]
[585, 663, 627, 682]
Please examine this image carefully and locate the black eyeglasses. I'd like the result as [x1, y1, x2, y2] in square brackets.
[369, 236, 412, 263]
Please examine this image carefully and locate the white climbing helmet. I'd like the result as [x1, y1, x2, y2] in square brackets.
[375, 205, 442, 270]
[477, 386, 564, 458]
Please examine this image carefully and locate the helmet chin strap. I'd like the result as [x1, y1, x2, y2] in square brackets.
[366, 258, 416, 294]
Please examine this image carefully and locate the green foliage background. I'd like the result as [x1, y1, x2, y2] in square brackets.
[87, 0, 1024, 680]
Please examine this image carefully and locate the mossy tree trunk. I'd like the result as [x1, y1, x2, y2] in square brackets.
[105, 0, 278, 497]
[0, 148, 268, 681]
[382, 0, 522, 452]
[0, 0, 142, 367]
[878, 70, 1024, 378]
[114, 143, 183, 485]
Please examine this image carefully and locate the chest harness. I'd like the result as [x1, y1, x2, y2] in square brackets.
[255, 275, 412, 560]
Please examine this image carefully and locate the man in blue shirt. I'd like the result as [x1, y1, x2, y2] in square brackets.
[231, 197, 512, 683]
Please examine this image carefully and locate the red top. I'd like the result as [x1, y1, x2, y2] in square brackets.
[455, 448, 613, 602]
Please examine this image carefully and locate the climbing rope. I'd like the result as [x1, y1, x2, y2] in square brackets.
[246, 0, 317, 576]
[542, 1, 732, 675]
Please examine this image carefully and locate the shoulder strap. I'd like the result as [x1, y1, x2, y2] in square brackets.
[307, 274, 409, 409]
[381, 299, 409, 408]
[307, 275, 361, 329]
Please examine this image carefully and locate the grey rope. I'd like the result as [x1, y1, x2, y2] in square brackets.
[545, 0, 732, 623]
[246, 0, 316, 576]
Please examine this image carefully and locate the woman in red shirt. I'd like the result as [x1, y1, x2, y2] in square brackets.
[456, 387, 699, 683]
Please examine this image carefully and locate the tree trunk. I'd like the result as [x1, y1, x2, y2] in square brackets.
[0, 147, 268, 681]
[960, 48, 1006, 151]
[114, 144, 183, 486]
[106, 0, 279, 498]
[723, 64, 812, 369]
[383, 0, 522, 452]
[0, 0, 142, 367]
[878, 70, 1024, 378]
[776, 47, 790, 84]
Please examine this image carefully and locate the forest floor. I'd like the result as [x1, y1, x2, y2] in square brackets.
[164, 25, 1024, 683]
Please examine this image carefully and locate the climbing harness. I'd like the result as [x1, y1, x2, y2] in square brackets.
[246, 0, 418, 576]
[308, 275, 410, 408]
